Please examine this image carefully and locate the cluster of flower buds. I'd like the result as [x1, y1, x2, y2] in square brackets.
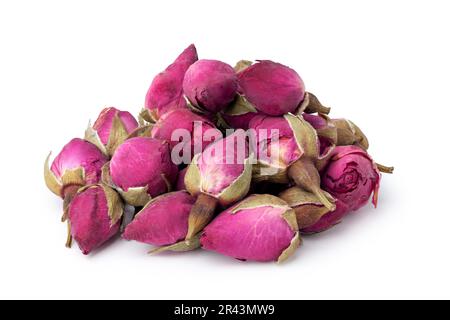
[45, 44, 393, 262]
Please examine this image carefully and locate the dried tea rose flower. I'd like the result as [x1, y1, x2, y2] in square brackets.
[44, 138, 108, 220]
[321, 145, 381, 211]
[144, 44, 198, 122]
[85, 107, 139, 156]
[183, 59, 238, 113]
[123, 191, 196, 248]
[237, 60, 305, 116]
[151, 108, 221, 159]
[103, 137, 178, 206]
[184, 129, 253, 240]
[249, 113, 335, 210]
[201, 194, 301, 262]
[68, 184, 123, 254]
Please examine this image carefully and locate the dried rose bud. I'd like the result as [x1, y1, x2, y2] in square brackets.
[220, 95, 261, 130]
[184, 129, 253, 239]
[331, 118, 369, 150]
[44, 138, 108, 220]
[68, 184, 123, 254]
[103, 137, 178, 206]
[85, 107, 139, 156]
[249, 113, 335, 210]
[303, 113, 337, 159]
[144, 44, 198, 122]
[176, 167, 188, 191]
[201, 194, 301, 263]
[279, 186, 336, 230]
[151, 108, 221, 159]
[296, 92, 331, 115]
[321, 145, 381, 211]
[183, 59, 238, 113]
[123, 191, 195, 247]
[237, 60, 305, 116]
[301, 200, 350, 234]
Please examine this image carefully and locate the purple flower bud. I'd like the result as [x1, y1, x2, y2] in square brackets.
[183, 59, 238, 113]
[123, 191, 195, 246]
[238, 60, 305, 116]
[201, 194, 300, 262]
[69, 184, 123, 254]
[145, 44, 198, 121]
[108, 137, 178, 206]
[45, 138, 108, 199]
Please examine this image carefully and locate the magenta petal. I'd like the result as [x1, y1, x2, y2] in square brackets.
[183, 59, 238, 113]
[238, 60, 305, 116]
[201, 204, 295, 262]
[145, 44, 198, 119]
[110, 137, 178, 196]
[151, 108, 221, 157]
[123, 191, 195, 246]
[69, 186, 120, 255]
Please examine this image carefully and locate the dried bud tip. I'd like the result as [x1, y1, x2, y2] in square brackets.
[376, 163, 394, 174]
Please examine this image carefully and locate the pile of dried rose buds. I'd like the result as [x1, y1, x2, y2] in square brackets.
[44, 44, 393, 262]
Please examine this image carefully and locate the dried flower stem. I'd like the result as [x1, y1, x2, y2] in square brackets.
[376, 163, 394, 174]
[65, 221, 73, 248]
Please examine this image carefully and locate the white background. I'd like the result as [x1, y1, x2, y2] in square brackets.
[0, 0, 448, 299]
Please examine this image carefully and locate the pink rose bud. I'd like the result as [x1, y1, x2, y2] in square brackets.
[106, 137, 178, 206]
[85, 107, 139, 156]
[176, 167, 188, 191]
[238, 60, 305, 116]
[201, 194, 301, 262]
[144, 44, 198, 121]
[249, 113, 335, 211]
[151, 108, 221, 159]
[68, 184, 123, 254]
[183, 59, 238, 113]
[303, 113, 337, 159]
[184, 129, 253, 240]
[123, 191, 195, 246]
[301, 200, 350, 234]
[44, 138, 108, 220]
[321, 145, 381, 211]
